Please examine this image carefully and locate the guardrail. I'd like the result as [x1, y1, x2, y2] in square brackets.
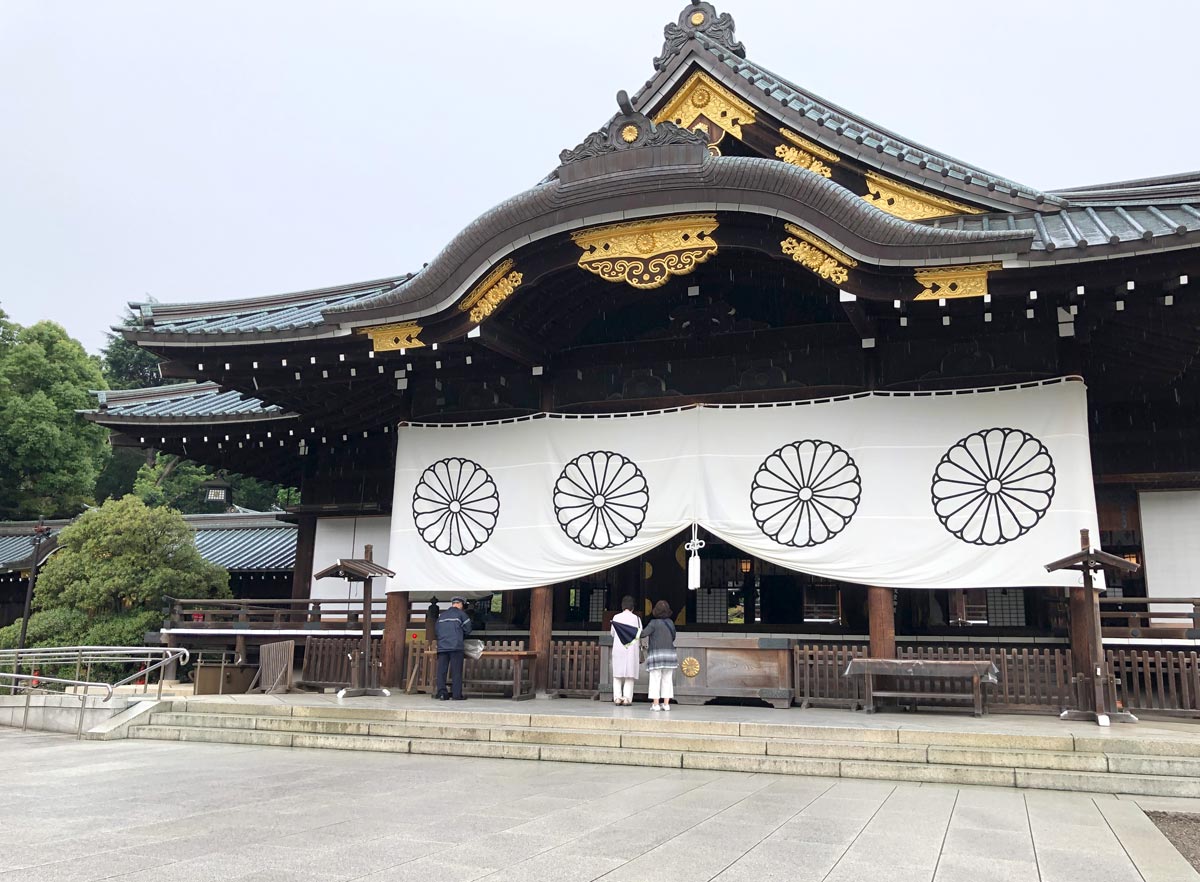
[1099, 597, 1200, 638]
[0, 646, 190, 738]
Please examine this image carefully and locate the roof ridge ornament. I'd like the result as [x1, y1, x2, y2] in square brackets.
[654, 3, 745, 70]
[558, 90, 707, 169]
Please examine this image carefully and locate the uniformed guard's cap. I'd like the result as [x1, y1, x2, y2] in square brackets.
[451, 596, 466, 604]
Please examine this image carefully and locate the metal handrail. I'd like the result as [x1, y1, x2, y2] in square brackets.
[1, 646, 189, 738]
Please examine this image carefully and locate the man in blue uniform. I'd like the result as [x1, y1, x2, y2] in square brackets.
[435, 596, 472, 700]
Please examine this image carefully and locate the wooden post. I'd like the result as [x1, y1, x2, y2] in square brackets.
[530, 585, 553, 696]
[381, 591, 409, 688]
[290, 515, 317, 622]
[1068, 528, 1109, 717]
[868, 586, 896, 659]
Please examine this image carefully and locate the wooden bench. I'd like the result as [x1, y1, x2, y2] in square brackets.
[844, 658, 998, 717]
[414, 649, 538, 701]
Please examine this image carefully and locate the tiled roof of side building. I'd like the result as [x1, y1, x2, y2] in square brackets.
[86, 383, 295, 424]
[923, 203, 1200, 253]
[0, 513, 296, 573]
[125, 274, 413, 338]
[1050, 171, 1200, 206]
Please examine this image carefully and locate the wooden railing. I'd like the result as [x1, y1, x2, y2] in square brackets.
[793, 644, 1074, 713]
[402, 639, 529, 696]
[1100, 597, 1200, 639]
[164, 597, 384, 631]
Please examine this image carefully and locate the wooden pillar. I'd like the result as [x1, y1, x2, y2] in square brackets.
[1068, 585, 1095, 710]
[290, 515, 317, 621]
[529, 585, 553, 696]
[868, 586, 896, 659]
[381, 591, 409, 688]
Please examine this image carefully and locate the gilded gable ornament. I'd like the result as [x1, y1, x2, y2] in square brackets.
[914, 264, 1002, 301]
[779, 224, 857, 286]
[558, 91, 707, 171]
[654, 71, 757, 142]
[863, 172, 983, 221]
[572, 215, 719, 290]
[459, 259, 524, 324]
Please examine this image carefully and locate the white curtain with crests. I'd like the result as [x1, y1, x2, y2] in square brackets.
[385, 378, 1099, 593]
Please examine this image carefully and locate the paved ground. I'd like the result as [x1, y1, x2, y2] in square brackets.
[3, 728, 1200, 882]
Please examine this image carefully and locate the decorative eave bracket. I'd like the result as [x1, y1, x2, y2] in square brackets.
[864, 172, 984, 221]
[572, 214, 719, 290]
[779, 224, 857, 286]
[361, 321, 424, 352]
[459, 259, 524, 325]
[914, 263, 1003, 301]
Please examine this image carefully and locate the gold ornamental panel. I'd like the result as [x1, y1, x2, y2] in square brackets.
[863, 172, 984, 221]
[779, 224, 857, 286]
[775, 128, 840, 178]
[362, 321, 424, 352]
[458, 259, 524, 324]
[572, 215, 719, 290]
[653, 70, 757, 141]
[914, 263, 1002, 301]
[681, 656, 701, 678]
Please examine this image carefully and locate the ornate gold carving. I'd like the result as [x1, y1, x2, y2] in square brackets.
[775, 128, 839, 178]
[458, 259, 524, 324]
[863, 172, 984, 221]
[780, 224, 857, 286]
[362, 321, 424, 352]
[690, 11, 706, 25]
[621, 124, 640, 143]
[572, 215, 719, 290]
[681, 656, 701, 678]
[654, 70, 756, 141]
[914, 263, 1002, 301]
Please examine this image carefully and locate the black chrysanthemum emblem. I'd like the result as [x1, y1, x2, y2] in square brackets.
[751, 440, 861, 548]
[931, 427, 1055, 546]
[412, 458, 499, 556]
[553, 451, 649, 550]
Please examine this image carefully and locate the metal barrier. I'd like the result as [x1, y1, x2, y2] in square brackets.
[0, 646, 190, 738]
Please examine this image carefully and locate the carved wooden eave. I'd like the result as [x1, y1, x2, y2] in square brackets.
[458, 259, 524, 325]
[779, 224, 857, 286]
[864, 172, 985, 221]
[775, 128, 840, 178]
[360, 320, 424, 352]
[913, 263, 1003, 301]
[572, 215, 719, 290]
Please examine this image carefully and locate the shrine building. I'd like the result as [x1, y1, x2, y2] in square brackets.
[85, 3, 1200, 714]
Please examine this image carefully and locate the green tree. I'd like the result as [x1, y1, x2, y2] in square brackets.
[101, 309, 166, 390]
[133, 453, 297, 513]
[0, 319, 110, 518]
[37, 495, 228, 613]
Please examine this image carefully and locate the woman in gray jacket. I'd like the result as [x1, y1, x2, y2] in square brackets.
[643, 600, 678, 711]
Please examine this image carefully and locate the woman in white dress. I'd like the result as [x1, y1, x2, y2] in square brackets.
[609, 595, 642, 706]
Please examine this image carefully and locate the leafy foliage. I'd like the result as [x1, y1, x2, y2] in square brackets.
[100, 310, 166, 390]
[0, 319, 110, 518]
[133, 452, 297, 513]
[33, 495, 230, 617]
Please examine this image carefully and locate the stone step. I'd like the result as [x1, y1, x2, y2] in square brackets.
[127, 721, 1200, 797]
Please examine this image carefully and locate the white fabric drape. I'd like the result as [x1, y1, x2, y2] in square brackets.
[386, 378, 1098, 593]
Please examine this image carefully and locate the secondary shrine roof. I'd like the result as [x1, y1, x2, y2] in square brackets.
[88, 383, 294, 424]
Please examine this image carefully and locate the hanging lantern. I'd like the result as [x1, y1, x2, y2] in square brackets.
[685, 524, 705, 591]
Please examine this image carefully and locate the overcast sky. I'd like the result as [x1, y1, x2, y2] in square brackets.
[2, 1, 1196, 354]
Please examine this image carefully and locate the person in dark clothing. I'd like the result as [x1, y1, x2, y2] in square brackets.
[643, 600, 678, 711]
[435, 596, 473, 700]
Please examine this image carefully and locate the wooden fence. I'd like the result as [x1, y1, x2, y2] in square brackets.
[302, 637, 382, 689]
[794, 644, 1074, 713]
[550, 641, 601, 697]
[1107, 649, 1200, 717]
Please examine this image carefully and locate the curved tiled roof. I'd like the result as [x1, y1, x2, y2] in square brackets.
[1051, 172, 1200, 206]
[126, 275, 412, 339]
[329, 151, 1033, 322]
[87, 383, 295, 425]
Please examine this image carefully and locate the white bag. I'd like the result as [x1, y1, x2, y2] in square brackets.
[463, 639, 484, 660]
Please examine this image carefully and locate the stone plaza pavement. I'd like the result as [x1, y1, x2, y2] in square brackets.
[3, 727, 1200, 882]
